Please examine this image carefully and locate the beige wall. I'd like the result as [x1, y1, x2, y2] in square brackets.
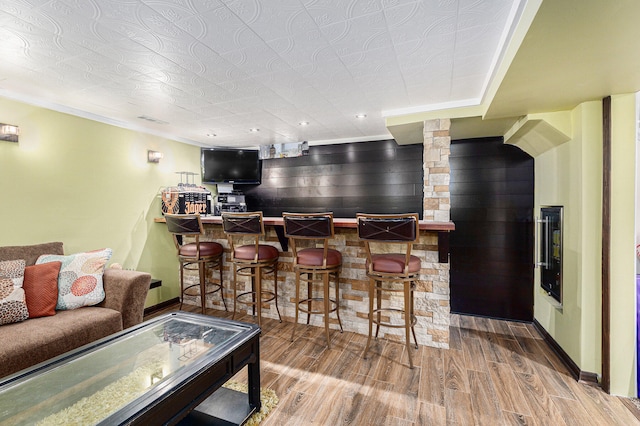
[534, 101, 603, 375]
[534, 95, 637, 397]
[609, 93, 637, 396]
[0, 96, 201, 308]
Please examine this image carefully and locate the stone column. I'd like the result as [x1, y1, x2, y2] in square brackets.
[418, 118, 451, 347]
[423, 119, 451, 222]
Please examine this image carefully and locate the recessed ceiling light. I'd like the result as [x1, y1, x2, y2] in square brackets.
[355, 114, 367, 119]
[298, 121, 309, 126]
[206, 133, 216, 137]
[249, 128, 260, 132]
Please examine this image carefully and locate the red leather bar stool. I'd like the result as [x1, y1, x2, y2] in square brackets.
[222, 211, 282, 327]
[357, 213, 421, 368]
[165, 214, 227, 314]
[283, 212, 343, 348]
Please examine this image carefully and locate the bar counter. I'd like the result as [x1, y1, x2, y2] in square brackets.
[154, 215, 453, 229]
[155, 216, 454, 262]
[155, 215, 454, 349]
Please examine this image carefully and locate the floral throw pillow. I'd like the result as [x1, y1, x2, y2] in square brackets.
[37, 248, 112, 310]
[0, 259, 28, 325]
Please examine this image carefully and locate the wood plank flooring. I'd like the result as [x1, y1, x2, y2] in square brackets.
[145, 305, 640, 425]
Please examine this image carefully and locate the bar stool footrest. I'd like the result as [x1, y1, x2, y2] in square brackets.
[236, 290, 277, 305]
[183, 283, 223, 297]
[297, 297, 340, 315]
[236, 265, 277, 277]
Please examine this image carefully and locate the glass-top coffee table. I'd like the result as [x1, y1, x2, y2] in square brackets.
[0, 311, 261, 425]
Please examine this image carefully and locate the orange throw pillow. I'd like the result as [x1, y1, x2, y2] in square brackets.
[23, 261, 61, 318]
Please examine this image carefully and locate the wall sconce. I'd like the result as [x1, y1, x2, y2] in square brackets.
[147, 150, 163, 163]
[0, 124, 19, 142]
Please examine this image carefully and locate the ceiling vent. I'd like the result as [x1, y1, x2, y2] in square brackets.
[137, 115, 169, 125]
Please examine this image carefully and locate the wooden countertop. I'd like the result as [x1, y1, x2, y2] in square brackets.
[154, 216, 455, 231]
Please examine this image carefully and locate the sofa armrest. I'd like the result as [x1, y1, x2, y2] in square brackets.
[98, 269, 151, 329]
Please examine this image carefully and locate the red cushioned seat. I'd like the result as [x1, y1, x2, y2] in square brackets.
[233, 244, 279, 261]
[370, 253, 421, 274]
[179, 242, 224, 257]
[297, 248, 342, 267]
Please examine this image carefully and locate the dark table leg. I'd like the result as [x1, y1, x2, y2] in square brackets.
[247, 338, 261, 412]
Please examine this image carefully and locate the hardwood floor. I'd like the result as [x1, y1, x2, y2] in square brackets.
[146, 305, 640, 425]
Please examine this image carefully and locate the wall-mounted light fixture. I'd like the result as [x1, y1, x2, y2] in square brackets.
[147, 150, 163, 163]
[0, 124, 19, 142]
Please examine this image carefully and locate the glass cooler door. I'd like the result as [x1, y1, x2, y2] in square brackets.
[537, 206, 563, 304]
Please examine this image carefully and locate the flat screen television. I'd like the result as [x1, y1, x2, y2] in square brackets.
[201, 148, 262, 185]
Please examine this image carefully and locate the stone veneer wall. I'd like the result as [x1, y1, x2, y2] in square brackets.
[423, 118, 451, 222]
[183, 122, 452, 348]
[421, 118, 451, 346]
[191, 225, 450, 348]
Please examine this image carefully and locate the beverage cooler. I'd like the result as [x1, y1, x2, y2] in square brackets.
[536, 206, 563, 304]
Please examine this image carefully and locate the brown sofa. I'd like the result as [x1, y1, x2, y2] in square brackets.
[0, 242, 151, 379]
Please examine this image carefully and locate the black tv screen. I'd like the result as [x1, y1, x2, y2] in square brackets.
[201, 148, 262, 185]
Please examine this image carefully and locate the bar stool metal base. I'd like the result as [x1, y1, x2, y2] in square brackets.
[179, 258, 227, 314]
[232, 262, 282, 327]
[363, 278, 419, 368]
[291, 270, 343, 348]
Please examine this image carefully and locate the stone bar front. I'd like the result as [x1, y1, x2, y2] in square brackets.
[167, 216, 454, 349]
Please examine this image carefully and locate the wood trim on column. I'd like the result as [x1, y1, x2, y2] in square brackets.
[601, 95, 611, 394]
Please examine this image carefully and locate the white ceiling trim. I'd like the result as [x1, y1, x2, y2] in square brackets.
[381, 97, 481, 118]
[477, 0, 527, 107]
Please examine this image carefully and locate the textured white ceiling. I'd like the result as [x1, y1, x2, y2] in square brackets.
[0, 0, 521, 147]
